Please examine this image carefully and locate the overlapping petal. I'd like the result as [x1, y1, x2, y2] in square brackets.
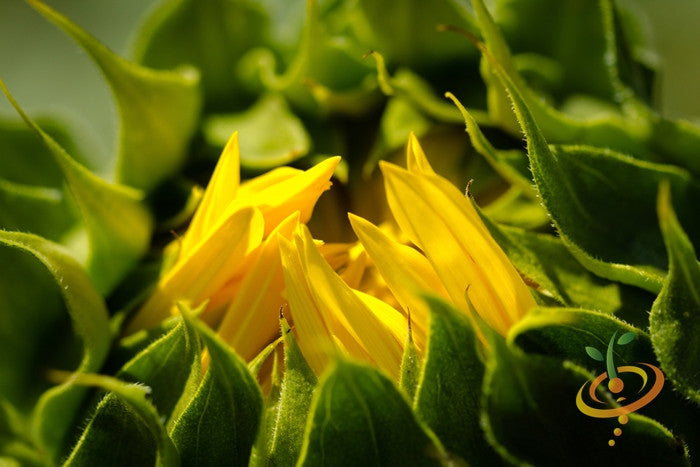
[217, 212, 299, 360]
[280, 224, 405, 378]
[378, 135, 536, 335]
[349, 214, 447, 350]
[127, 206, 264, 332]
[126, 132, 339, 339]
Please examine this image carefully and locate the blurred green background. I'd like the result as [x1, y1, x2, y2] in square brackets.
[1, 0, 699, 173]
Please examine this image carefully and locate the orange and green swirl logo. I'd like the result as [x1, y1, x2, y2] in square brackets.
[576, 331, 665, 447]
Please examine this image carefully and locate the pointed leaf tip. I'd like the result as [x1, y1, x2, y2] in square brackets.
[25, 0, 201, 192]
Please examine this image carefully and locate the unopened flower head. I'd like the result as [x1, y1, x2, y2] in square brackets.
[278, 133, 536, 377]
[129, 130, 534, 377]
[126, 132, 340, 361]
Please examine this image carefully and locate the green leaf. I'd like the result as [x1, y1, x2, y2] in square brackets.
[399, 325, 420, 402]
[610, 0, 657, 101]
[0, 178, 77, 244]
[110, 319, 181, 373]
[511, 308, 645, 364]
[647, 112, 700, 176]
[170, 313, 263, 466]
[0, 117, 81, 188]
[530, 146, 698, 293]
[62, 373, 179, 467]
[0, 231, 110, 462]
[471, 0, 661, 160]
[491, 0, 619, 101]
[481, 187, 550, 230]
[650, 183, 700, 405]
[367, 59, 469, 124]
[297, 359, 444, 466]
[413, 296, 502, 465]
[26, 0, 202, 192]
[478, 209, 656, 321]
[247, 335, 282, 378]
[447, 92, 537, 199]
[585, 346, 604, 361]
[255, 317, 317, 466]
[62, 318, 199, 466]
[0, 117, 80, 244]
[475, 0, 700, 178]
[204, 93, 310, 169]
[483, 330, 690, 465]
[119, 319, 201, 426]
[132, 0, 266, 109]
[65, 396, 158, 467]
[238, 0, 375, 114]
[510, 307, 700, 456]
[0, 245, 68, 415]
[470, 0, 522, 135]
[357, 0, 478, 70]
[0, 80, 154, 294]
[250, 350, 282, 467]
[479, 52, 700, 293]
[380, 96, 432, 151]
[0, 399, 44, 467]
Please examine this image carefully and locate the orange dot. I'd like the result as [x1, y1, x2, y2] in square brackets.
[618, 415, 629, 425]
[608, 377, 624, 393]
[614, 428, 622, 436]
[609, 440, 615, 447]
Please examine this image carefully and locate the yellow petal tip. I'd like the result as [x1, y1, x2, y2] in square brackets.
[406, 133, 435, 175]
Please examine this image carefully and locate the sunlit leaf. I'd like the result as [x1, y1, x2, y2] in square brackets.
[478, 209, 656, 322]
[254, 317, 317, 466]
[61, 373, 179, 467]
[170, 312, 263, 466]
[399, 325, 420, 401]
[27, 0, 201, 192]
[298, 359, 444, 466]
[650, 183, 700, 405]
[414, 297, 502, 465]
[132, 0, 267, 109]
[0, 231, 110, 461]
[204, 93, 310, 169]
[477, 48, 700, 293]
[0, 80, 153, 294]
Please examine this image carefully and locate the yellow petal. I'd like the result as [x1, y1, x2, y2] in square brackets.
[217, 212, 300, 361]
[353, 289, 411, 347]
[125, 206, 264, 333]
[356, 264, 401, 311]
[337, 242, 368, 289]
[279, 235, 338, 375]
[295, 225, 404, 378]
[238, 166, 301, 195]
[225, 156, 340, 236]
[202, 244, 261, 318]
[349, 213, 450, 349]
[181, 132, 241, 255]
[291, 235, 373, 369]
[380, 161, 535, 335]
[318, 241, 354, 271]
[406, 132, 435, 175]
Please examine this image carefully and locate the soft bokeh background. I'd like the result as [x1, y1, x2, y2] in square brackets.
[1, 0, 699, 172]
